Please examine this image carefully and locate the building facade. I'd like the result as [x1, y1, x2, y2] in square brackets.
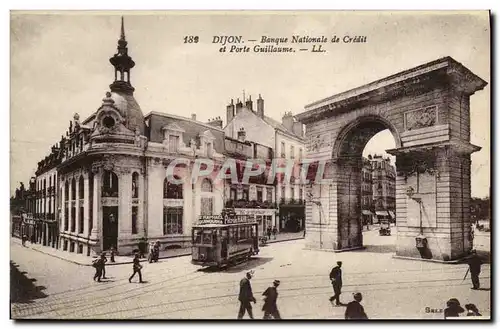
[370, 155, 396, 223]
[223, 97, 307, 233]
[361, 157, 373, 225]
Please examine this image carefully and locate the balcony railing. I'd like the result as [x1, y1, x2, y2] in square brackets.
[225, 199, 277, 209]
[279, 198, 305, 206]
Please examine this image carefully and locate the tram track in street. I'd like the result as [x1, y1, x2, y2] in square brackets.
[125, 275, 490, 319]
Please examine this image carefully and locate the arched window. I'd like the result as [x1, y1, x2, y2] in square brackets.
[200, 178, 213, 216]
[201, 178, 212, 192]
[164, 177, 183, 199]
[102, 170, 119, 197]
[78, 176, 84, 199]
[71, 178, 76, 200]
[132, 172, 139, 198]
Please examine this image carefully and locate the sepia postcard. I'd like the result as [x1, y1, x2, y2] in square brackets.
[9, 10, 491, 320]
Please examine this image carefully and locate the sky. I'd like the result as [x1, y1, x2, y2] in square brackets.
[10, 11, 490, 197]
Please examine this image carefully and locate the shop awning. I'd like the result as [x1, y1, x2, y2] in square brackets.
[388, 211, 396, 219]
[376, 211, 389, 217]
[362, 210, 373, 216]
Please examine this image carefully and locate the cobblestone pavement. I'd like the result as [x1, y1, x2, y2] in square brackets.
[10, 229, 490, 320]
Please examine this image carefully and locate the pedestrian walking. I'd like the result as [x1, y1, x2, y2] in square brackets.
[444, 298, 464, 319]
[345, 292, 368, 320]
[100, 252, 108, 279]
[467, 250, 483, 290]
[128, 253, 143, 283]
[262, 280, 281, 319]
[92, 257, 104, 282]
[272, 227, 277, 240]
[21, 234, 27, 247]
[237, 271, 256, 319]
[267, 227, 272, 242]
[465, 304, 481, 316]
[329, 261, 343, 306]
[110, 246, 116, 263]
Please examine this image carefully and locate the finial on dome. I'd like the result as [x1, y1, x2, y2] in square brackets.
[102, 91, 115, 105]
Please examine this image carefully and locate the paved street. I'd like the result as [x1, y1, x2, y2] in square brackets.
[11, 228, 490, 320]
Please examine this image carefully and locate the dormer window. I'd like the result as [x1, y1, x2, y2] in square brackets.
[199, 130, 216, 158]
[162, 123, 185, 153]
[169, 135, 179, 153]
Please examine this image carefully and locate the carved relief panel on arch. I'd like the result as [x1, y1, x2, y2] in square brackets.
[404, 105, 438, 131]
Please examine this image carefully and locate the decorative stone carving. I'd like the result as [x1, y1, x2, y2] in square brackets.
[91, 164, 101, 174]
[405, 106, 437, 131]
[307, 134, 331, 152]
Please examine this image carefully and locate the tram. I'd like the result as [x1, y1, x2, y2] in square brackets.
[191, 209, 259, 268]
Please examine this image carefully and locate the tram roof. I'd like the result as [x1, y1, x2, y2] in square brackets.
[193, 222, 257, 228]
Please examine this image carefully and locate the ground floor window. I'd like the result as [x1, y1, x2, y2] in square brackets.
[163, 207, 183, 235]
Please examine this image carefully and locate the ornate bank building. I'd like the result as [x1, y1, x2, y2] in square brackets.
[54, 19, 226, 256]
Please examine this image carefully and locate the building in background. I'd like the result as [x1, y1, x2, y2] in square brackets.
[223, 131, 276, 238]
[223, 96, 306, 233]
[370, 155, 396, 223]
[361, 157, 374, 225]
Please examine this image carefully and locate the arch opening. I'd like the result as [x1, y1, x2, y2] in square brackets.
[333, 117, 398, 252]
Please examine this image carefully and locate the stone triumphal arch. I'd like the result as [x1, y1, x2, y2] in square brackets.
[295, 57, 487, 261]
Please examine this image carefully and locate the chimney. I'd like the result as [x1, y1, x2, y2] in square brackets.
[226, 99, 235, 124]
[235, 98, 243, 115]
[257, 94, 264, 118]
[292, 121, 303, 137]
[237, 127, 246, 142]
[245, 95, 253, 111]
[191, 113, 197, 121]
[282, 111, 294, 131]
[207, 116, 223, 129]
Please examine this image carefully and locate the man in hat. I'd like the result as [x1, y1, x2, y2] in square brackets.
[467, 250, 483, 290]
[129, 253, 143, 283]
[237, 271, 256, 319]
[345, 292, 368, 320]
[262, 280, 281, 319]
[329, 261, 343, 306]
[444, 298, 465, 319]
[465, 303, 482, 317]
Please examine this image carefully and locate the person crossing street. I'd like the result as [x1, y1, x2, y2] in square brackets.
[129, 253, 143, 283]
[262, 280, 281, 319]
[467, 250, 483, 290]
[237, 271, 256, 319]
[329, 261, 343, 306]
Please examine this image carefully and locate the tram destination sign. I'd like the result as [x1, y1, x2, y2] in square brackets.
[197, 214, 257, 225]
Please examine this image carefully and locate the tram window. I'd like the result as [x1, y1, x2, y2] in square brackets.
[193, 229, 202, 244]
[229, 228, 234, 242]
[202, 231, 212, 244]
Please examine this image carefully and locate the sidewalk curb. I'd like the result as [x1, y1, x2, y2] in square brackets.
[14, 236, 303, 266]
[13, 239, 192, 266]
[265, 237, 305, 245]
[392, 255, 467, 264]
